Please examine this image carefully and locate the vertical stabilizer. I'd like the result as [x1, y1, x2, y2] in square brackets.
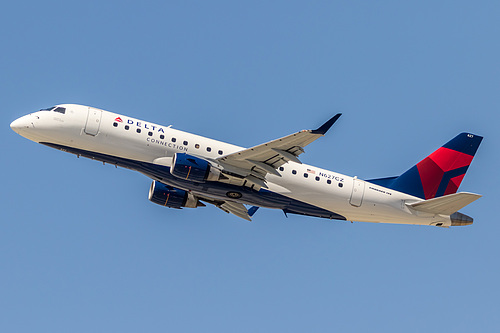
[380, 133, 483, 199]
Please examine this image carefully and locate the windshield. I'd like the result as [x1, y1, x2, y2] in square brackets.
[40, 106, 55, 111]
[39, 106, 66, 114]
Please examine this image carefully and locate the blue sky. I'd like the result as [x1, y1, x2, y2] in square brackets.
[2, 1, 499, 332]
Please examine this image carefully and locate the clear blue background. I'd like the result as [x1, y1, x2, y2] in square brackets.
[2, 1, 499, 331]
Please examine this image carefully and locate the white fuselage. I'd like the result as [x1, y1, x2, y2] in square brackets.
[11, 104, 453, 227]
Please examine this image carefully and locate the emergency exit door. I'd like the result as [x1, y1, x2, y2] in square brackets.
[84, 107, 102, 136]
[350, 178, 365, 207]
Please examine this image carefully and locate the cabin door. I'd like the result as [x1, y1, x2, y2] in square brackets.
[84, 107, 102, 136]
[350, 178, 365, 207]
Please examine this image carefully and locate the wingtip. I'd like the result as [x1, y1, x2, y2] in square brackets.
[311, 113, 342, 135]
[248, 206, 260, 217]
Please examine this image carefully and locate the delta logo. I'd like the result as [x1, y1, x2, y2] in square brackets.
[113, 117, 167, 133]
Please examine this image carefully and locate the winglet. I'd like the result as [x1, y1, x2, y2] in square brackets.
[248, 206, 260, 217]
[311, 113, 342, 135]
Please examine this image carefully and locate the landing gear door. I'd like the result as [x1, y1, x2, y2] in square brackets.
[350, 178, 365, 207]
[84, 107, 102, 136]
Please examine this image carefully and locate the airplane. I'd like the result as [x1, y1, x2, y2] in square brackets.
[10, 104, 483, 227]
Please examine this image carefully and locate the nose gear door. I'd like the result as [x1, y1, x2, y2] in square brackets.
[84, 107, 102, 136]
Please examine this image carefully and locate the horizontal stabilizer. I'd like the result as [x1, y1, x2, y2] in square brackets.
[407, 192, 482, 215]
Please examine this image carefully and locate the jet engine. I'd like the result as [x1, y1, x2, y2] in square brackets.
[148, 181, 203, 208]
[170, 153, 221, 182]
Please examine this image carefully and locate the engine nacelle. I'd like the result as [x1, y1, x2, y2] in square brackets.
[170, 153, 220, 182]
[148, 181, 203, 208]
[148, 181, 189, 208]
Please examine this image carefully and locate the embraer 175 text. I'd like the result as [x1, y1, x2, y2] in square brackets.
[11, 105, 483, 227]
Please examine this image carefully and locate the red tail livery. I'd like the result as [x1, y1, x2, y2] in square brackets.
[376, 133, 483, 200]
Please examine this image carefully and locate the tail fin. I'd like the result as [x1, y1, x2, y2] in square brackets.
[371, 133, 483, 199]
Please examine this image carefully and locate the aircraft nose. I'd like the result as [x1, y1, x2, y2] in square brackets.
[10, 115, 32, 134]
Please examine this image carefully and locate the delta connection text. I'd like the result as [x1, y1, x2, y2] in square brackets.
[124, 119, 189, 152]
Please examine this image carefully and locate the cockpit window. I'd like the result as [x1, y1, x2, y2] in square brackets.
[53, 107, 66, 114]
[40, 106, 55, 111]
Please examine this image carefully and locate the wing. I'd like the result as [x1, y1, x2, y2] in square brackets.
[215, 114, 341, 186]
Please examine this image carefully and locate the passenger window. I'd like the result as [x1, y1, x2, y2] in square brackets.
[148, 132, 153, 136]
[315, 176, 320, 181]
[292, 170, 297, 175]
[172, 138, 176, 142]
[207, 147, 212, 152]
[183, 140, 188, 145]
[136, 128, 141, 133]
[113, 122, 118, 127]
[160, 134, 165, 140]
[304, 173, 308, 178]
[279, 167, 284, 171]
[218, 150, 223, 155]
[125, 125, 130, 130]
[195, 144, 200, 149]
[327, 180, 332, 184]
[338, 183, 343, 188]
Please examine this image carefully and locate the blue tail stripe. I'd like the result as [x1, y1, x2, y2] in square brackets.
[366, 176, 398, 188]
[443, 133, 483, 156]
[388, 165, 425, 199]
[435, 166, 469, 198]
[368, 166, 426, 199]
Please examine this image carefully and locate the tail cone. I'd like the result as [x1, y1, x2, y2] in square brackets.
[450, 212, 473, 226]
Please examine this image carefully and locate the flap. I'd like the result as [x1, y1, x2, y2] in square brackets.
[219, 201, 252, 221]
[197, 195, 253, 221]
